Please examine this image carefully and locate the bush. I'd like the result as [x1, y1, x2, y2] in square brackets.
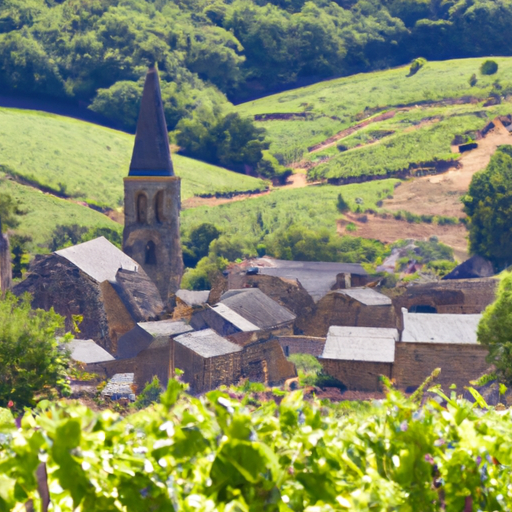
[469, 73, 477, 86]
[132, 376, 163, 410]
[0, 292, 71, 410]
[407, 57, 427, 77]
[480, 60, 498, 76]
[288, 353, 322, 374]
[336, 193, 349, 213]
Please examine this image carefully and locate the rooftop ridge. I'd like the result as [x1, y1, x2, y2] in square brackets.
[129, 66, 174, 177]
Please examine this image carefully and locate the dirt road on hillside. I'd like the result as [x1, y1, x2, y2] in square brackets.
[338, 121, 512, 260]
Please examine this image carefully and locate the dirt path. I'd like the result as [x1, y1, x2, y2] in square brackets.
[337, 121, 512, 260]
[181, 172, 311, 209]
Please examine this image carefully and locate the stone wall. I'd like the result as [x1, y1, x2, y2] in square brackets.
[393, 342, 490, 390]
[14, 255, 114, 351]
[301, 291, 397, 337]
[393, 279, 497, 328]
[321, 359, 392, 391]
[277, 336, 326, 357]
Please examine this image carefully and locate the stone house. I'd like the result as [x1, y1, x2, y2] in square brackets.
[319, 310, 489, 392]
[301, 287, 397, 337]
[191, 288, 296, 336]
[319, 326, 398, 391]
[13, 237, 164, 353]
[64, 339, 115, 365]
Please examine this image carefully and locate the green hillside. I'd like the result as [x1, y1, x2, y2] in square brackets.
[237, 58, 512, 164]
[0, 171, 119, 248]
[0, 108, 267, 209]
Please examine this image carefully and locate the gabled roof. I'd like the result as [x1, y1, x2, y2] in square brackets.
[401, 309, 481, 344]
[139, 320, 193, 337]
[176, 289, 210, 306]
[252, 258, 367, 301]
[321, 326, 398, 363]
[337, 288, 392, 306]
[65, 339, 114, 364]
[210, 303, 260, 332]
[55, 237, 138, 283]
[174, 329, 242, 358]
[220, 288, 296, 329]
[129, 66, 174, 176]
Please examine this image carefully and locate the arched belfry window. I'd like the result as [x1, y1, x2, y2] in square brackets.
[155, 190, 165, 223]
[137, 193, 148, 224]
[145, 241, 157, 265]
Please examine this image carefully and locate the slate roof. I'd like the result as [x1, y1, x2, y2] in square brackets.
[139, 320, 193, 337]
[101, 373, 135, 400]
[129, 66, 174, 176]
[174, 329, 242, 358]
[64, 339, 114, 364]
[55, 237, 138, 283]
[338, 288, 392, 306]
[401, 309, 481, 344]
[252, 258, 367, 301]
[321, 326, 399, 363]
[220, 288, 296, 329]
[210, 303, 260, 332]
[176, 289, 210, 306]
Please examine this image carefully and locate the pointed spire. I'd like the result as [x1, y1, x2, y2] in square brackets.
[129, 66, 174, 176]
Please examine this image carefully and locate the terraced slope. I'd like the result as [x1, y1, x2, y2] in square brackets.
[0, 108, 267, 209]
[237, 57, 512, 167]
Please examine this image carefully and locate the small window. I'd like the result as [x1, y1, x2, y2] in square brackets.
[145, 241, 157, 265]
[155, 191, 165, 223]
[285, 346, 289, 357]
[137, 194, 148, 223]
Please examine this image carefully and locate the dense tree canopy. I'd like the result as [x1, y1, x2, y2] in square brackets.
[462, 146, 512, 270]
[1, 0, 512, 132]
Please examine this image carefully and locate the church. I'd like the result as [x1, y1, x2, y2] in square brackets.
[12, 67, 296, 392]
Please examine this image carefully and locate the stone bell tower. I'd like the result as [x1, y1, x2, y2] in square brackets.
[123, 66, 183, 303]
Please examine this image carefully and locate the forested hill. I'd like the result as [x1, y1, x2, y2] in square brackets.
[1, 0, 511, 132]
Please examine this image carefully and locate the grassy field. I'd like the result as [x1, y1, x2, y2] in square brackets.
[0, 171, 120, 249]
[182, 179, 400, 251]
[0, 108, 267, 208]
[236, 57, 512, 161]
[309, 102, 512, 181]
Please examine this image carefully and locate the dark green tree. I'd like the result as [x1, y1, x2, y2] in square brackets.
[478, 272, 512, 384]
[336, 193, 350, 213]
[480, 60, 498, 75]
[462, 145, 512, 269]
[0, 292, 71, 410]
[49, 224, 88, 251]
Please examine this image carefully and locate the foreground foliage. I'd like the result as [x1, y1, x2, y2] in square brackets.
[1, 378, 512, 511]
[0, 293, 70, 411]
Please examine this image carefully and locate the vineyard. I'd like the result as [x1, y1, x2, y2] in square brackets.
[1, 377, 512, 511]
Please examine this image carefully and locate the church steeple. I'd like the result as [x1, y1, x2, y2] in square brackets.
[129, 66, 174, 177]
[123, 67, 183, 305]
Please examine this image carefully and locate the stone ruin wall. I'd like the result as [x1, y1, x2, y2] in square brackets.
[277, 336, 326, 357]
[321, 359, 393, 392]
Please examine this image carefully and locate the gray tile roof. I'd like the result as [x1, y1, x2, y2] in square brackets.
[338, 288, 392, 306]
[138, 320, 193, 337]
[129, 67, 174, 177]
[253, 258, 367, 301]
[101, 373, 135, 400]
[56, 237, 138, 283]
[210, 303, 260, 332]
[176, 289, 210, 306]
[64, 339, 114, 364]
[401, 309, 481, 344]
[174, 329, 242, 358]
[321, 326, 399, 363]
[220, 288, 296, 329]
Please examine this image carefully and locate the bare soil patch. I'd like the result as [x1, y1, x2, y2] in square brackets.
[338, 213, 469, 261]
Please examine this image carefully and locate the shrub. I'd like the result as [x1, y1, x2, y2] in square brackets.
[480, 60, 498, 76]
[336, 193, 349, 213]
[469, 73, 478, 86]
[407, 57, 427, 77]
[0, 292, 71, 410]
[132, 376, 163, 410]
[288, 353, 322, 374]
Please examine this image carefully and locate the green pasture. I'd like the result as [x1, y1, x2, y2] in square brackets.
[0, 171, 120, 249]
[182, 179, 399, 249]
[237, 57, 512, 160]
[309, 102, 512, 181]
[0, 108, 267, 208]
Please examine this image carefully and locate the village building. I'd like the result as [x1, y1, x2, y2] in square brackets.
[191, 288, 296, 336]
[393, 278, 497, 319]
[319, 310, 489, 392]
[300, 287, 397, 337]
[319, 326, 399, 391]
[65, 339, 115, 365]
[122, 66, 183, 305]
[13, 237, 164, 353]
[0, 218, 11, 292]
